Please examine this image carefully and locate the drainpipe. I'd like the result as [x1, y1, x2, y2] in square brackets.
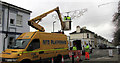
[3, 4, 9, 51]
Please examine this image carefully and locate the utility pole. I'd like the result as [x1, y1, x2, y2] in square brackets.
[53, 21, 56, 32]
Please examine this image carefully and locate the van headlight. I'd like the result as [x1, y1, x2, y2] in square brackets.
[18, 53, 22, 56]
[5, 58, 17, 62]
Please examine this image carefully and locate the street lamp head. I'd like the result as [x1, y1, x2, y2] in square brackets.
[53, 21, 56, 23]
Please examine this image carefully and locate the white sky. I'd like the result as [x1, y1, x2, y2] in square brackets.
[2, 0, 119, 41]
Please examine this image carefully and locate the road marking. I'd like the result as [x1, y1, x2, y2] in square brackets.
[97, 58, 102, 59]
[104, 58, 111, 59]
[96, 57, 111, 60]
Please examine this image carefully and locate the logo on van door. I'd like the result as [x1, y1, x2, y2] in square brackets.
[43, 40, 66, 45]
[43, 40, 50, 44]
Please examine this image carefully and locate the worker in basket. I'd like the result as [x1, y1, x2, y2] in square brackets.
[67, 16, 71, 20]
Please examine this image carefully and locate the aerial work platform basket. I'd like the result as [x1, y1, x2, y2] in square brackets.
[62, 20, 72, 31]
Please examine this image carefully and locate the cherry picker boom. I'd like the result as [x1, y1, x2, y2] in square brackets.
[28, 7, 65, 32]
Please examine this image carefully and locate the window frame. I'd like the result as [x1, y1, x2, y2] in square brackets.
[0, 10, 2, 25]
[16, 14, 23, 26]
[10, 19, 15, 25]
[8, 37, 15, 48]
[87, 33, 89, 38]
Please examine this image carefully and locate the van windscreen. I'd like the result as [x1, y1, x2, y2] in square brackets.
[9, 39, 30, 49]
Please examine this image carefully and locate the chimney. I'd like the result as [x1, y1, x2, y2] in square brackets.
[82, 26, 86, 29]
[76, 26, 80, 33]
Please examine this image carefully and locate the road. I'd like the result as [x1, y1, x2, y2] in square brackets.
[0, 49, 119, 63]
[64, 48, 120, 63]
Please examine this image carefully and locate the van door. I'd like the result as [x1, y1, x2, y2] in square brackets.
[26, 39, 41, 61]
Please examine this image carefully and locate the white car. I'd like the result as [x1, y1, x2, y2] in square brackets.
[116, 45, 120, 49]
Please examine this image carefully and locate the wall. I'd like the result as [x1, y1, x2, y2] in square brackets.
[0, 33, 3, 53]
[70, 33, 95, 48]
[0, 5, 30, 52]
[16, 11, 30, 33]
[70, 34, 83, 40]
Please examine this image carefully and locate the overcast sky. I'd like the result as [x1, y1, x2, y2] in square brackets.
[2, 0, 119, 41]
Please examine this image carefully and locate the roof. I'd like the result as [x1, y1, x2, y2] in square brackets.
[70, 28, 95, 34]
[1, 1, 32, 14]
[70, 28, 109, 42]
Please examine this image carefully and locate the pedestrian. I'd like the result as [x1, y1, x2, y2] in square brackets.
[85, 44, 90, 60]
[89, 45, 92, 54]
[67, 16, 71, 20]
[78, 45, 82, 61]
[73, 45, 77, 50]
[72, 43, 77, 58]
[82, 46, 85, 55]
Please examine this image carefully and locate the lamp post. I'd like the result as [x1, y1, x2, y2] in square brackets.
[53, 21, 56, 32]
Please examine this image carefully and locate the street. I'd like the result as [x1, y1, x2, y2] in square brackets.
[64, 48, 120, 63]
[0, 48, 120, 63]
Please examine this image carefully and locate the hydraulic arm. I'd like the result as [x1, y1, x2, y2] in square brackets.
[28, 7, 64, 32]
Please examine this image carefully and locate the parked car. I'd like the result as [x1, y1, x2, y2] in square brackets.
[99, 44, 107, 49]
[108, 46, 116, 49]
[116, 45, 120, 49]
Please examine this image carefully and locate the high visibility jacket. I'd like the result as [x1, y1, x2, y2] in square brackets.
[85, 45, 89, 52]
[67, 17, 71, 20]
[73, 46, 77, 50]
[64, 17, 67, 20]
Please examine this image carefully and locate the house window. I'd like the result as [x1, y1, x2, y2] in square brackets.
[16, 14, 22, 26]
[8, 37, 15, 48]
[10, 19, 15, 25]
[87, 34, 89, 38]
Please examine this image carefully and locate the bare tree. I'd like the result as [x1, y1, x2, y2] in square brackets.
[113, 12, 120, 46]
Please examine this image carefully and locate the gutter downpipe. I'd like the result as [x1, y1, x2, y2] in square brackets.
[3, 4, 9, 51]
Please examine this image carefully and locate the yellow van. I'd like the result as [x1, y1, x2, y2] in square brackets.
[0, 31, 69, 63]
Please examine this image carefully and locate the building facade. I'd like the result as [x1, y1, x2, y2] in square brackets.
[70, 26, 96, 48]
[69, 26, 109, 48]
[0, 1, 31, 52]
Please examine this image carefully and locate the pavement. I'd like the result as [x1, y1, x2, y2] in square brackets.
[81, 54, 120, 63]
[81, 49, 120, 63]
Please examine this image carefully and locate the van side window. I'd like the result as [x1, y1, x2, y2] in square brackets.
[27, 39, 40, 51]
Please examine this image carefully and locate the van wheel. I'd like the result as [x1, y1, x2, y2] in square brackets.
[54, 55, 62, 63]
[20, 59, 32, 63]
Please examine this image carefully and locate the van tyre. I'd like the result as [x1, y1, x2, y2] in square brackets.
[20, 59, 32, 63]
[54, 55, 62, 63]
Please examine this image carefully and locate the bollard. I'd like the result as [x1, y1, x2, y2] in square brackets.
[109, 49, 113, 57]
[77, 56, 79, 63]
[52, 58, 54, 63]
[62, 56, 64, 63]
